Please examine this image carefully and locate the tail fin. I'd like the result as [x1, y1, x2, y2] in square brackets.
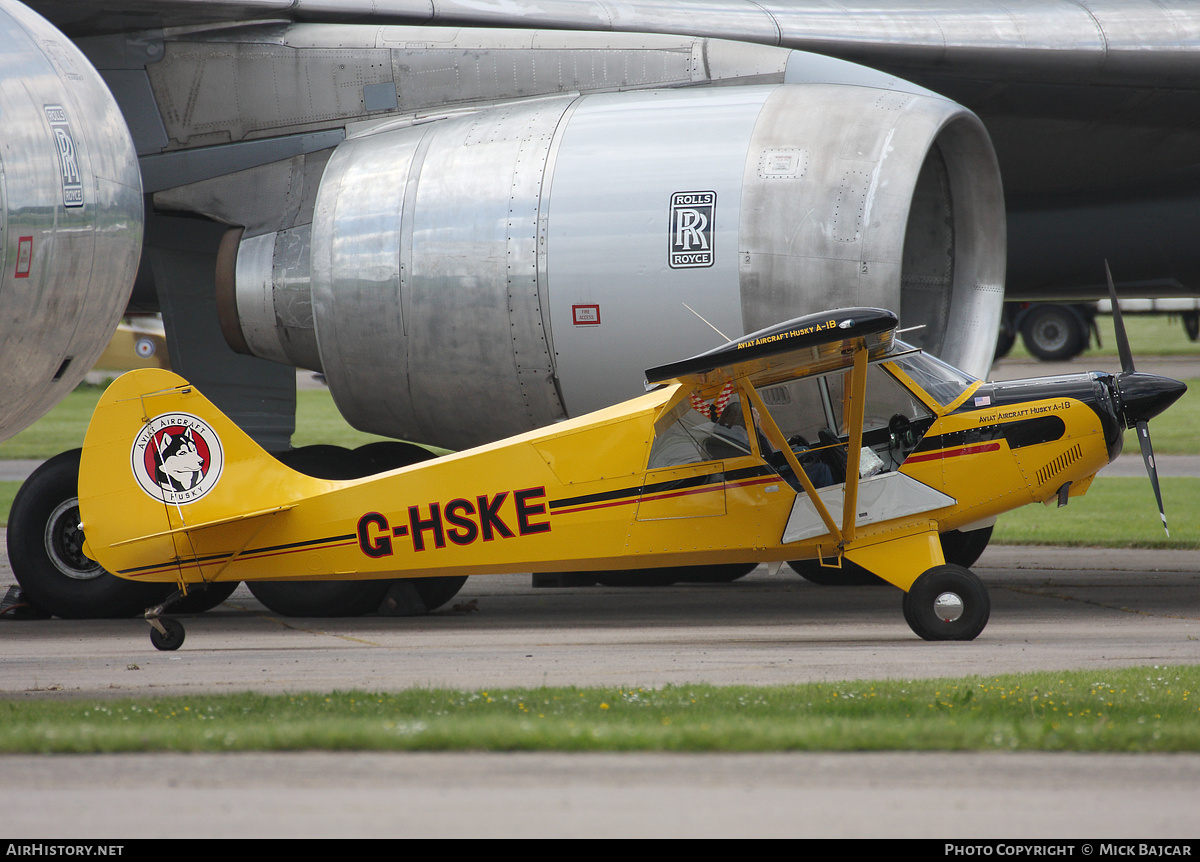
[79, 369, 324, 583]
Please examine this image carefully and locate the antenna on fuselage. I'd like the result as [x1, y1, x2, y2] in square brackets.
[682, 303, 731, 343]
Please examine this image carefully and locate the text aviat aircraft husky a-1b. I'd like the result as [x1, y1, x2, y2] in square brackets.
[76, 303, 1185, 651]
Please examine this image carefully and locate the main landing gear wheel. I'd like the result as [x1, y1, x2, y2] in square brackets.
[902, 564, 990, 641]
[149, 617, 186, 651]
[7, 449, 173, 618]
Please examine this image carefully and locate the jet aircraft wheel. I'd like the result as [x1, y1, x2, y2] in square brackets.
[993, 327, 1016, 360]
[412, 575, 469, 611]
[902, 565, 990, 641]
[596, 568, 680, 586]
[786, 559, 886, 586]
[247, 580, 392, 618]
[354, 441, 438, 474]
[7, 449, 173, 618]
[171, 582, 240, 614]
[246, 444, 436, 618]
[149, 618, 186, 651]
[1020, 305, 1086, 361]
[939, 525, 994, 568]
[679, 563, 758, 583]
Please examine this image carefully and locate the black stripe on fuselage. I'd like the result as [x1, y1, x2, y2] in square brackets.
[548, 464, 775, 512]
[912, 415, 1066, 455]
[117, 532, 357, 575]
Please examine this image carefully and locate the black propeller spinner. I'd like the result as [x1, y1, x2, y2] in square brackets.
[1104, 261, 1188, 536]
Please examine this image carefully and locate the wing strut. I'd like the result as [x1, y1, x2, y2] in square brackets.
[840, 342, 869, 545]
[741, 383, 842, 545]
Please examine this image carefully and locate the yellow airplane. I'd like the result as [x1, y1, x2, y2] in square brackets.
[77, 304, 1185, 651]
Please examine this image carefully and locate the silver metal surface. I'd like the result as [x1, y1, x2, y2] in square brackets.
[0, 0, 142, 442]
[934, 591, 965, 623]
[311, 96, 574, 448]
[232, 80, 1003, 447]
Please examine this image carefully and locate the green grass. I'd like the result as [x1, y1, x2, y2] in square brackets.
[993, 477, 1200, 548]
[0, 385, 393, 460]
[1, 667, 1196, 753]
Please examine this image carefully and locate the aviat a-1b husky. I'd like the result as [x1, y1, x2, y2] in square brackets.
[76, 301, 1184, 651]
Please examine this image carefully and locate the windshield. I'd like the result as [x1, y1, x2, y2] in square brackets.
[887, 341, 978, 406]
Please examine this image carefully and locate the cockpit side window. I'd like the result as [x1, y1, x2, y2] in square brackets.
[887, 343, 978, 407]
[758, 363, 935, 476]
[648, 392, 754, 469]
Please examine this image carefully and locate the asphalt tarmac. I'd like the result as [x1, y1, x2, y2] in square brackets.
[1, 540, 1198, 838]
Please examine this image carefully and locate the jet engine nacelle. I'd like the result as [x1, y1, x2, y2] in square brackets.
[223, 83, 1004, 450]
[0, 1, 143, 440]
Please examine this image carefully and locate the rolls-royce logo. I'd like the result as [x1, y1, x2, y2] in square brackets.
[131, 413, 225, 505]
[44, 105, 83, 208]
[669, 191, 715, 269]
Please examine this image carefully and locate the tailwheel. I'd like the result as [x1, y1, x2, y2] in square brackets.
[149, 617, 186, 651]
[901, 564, 990, 641]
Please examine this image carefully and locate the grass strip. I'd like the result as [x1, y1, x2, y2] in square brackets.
[993, 477, 1200, 548]
[0, 386, 395, 460]
[1, 666, 1197, 754]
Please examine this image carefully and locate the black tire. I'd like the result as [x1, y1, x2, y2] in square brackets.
[150, 618, 186, 651]
[595, 568, 681, 587]
[171, 582, 240, 614]
[679, 563, 758, 583]
[1020, 305, 1086, 361]
[994, 327, 1017, 360]
[940, 525, 994, 568]
[7, 450, 173, 619]
[248, 579, 391, 617]
[902, 564, 990, 641]
[412, 575, 469, 611]
[249, 444, 461, 617]
[248, 446, 389, 616]
[787, 559, 886, 586]
[354, 441, 437, 474]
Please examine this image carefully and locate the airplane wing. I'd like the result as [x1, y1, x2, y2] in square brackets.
[645, 307, 899, 389]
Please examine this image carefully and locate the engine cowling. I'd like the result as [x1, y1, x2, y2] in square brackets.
[223, 82, 1003, 450]
[0, 0, 143, 441]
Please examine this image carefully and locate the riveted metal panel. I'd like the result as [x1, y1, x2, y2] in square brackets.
[546, 87, 770, 416]
[737, 84, 1004, 379]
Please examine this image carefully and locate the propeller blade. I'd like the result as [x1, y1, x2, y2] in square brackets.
[1105, 260, 1136, 375]
[1135, 418, 1169, 537]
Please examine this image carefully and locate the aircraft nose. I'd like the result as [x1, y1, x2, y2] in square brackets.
[1117, 373, 1188, 427]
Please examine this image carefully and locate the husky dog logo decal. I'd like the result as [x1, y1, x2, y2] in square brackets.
[131, 413, 224, 504]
